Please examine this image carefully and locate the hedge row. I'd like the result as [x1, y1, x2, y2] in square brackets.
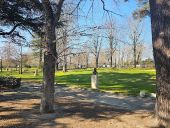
[0, 76, 21, 88]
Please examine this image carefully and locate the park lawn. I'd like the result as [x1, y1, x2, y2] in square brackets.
[0, 68, 156, 96]
[56, 68, 156, 96]
[0, 68, 43, 82]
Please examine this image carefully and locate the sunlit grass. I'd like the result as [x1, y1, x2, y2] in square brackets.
[0, 68, 156, 96]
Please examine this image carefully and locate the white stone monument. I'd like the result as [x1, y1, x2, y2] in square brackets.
[34, 69, 38, 76]
[91, 68, 98, 89]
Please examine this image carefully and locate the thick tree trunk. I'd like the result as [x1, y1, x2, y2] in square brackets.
[40, 0, 56, 113]
[149, 0, 170, 127]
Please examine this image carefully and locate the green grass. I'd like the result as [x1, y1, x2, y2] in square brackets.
[0, 68, 43, 82]
[0, 68, 156, 96]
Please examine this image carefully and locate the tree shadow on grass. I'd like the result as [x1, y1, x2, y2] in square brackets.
[56, 73, 91, 88]
[99, 72, 156, 95]
[56, 72, 156, 96]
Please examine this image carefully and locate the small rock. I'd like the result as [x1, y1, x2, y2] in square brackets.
[139, 91, 146, 98]
[150, 93, 156, 98]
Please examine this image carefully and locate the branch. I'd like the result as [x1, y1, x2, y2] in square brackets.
[0, 23, 22, 36]
[100, 0, 123, 16]
[70, 0, 83, 14]
[56, 0, 65, 21]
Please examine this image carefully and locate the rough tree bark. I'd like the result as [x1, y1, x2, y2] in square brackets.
[40, 0, 57, 113]
[149, 0, 170, 127]
[40, 0, 64, 113]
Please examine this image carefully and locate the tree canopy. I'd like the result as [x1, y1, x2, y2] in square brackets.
[133, 0, 150, 19]
[0, 0, 44, 38]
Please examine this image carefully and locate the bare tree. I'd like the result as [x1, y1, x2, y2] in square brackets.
[82, 44, 90, 68]
[89, 36, 102, 68]
[105, 21, 118, 67]
[136, 44, 145, 65]
[56, 27, 77, 71]
[61, 29, 68, 72]
[128, 18, 143, 68]
[31, 35, 44, 68]
[2, 40, 18, 71]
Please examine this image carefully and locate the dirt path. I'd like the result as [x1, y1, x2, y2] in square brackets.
[0, 83, 157, 128]
[55, 85, 155, 111]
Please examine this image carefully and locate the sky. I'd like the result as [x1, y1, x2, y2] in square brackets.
[76, 0, 153, 59]
[0, 0, 153, 59]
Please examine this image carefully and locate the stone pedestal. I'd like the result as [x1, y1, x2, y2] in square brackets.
[91, 75, 98, 89]
[34, 69, 38, 76]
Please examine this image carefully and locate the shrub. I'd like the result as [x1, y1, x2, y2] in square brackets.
[0, 76, 21, 88]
